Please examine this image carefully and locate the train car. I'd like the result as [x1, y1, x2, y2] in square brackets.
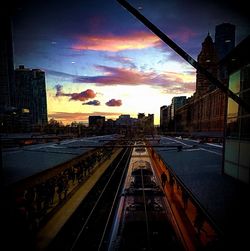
[108, 142, 185, 251]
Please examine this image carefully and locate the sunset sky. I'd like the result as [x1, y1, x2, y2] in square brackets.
[11, 0, 249, 125]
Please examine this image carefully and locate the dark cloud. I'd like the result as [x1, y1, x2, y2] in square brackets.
[105, 54, 136, 69]
[45, 69, 77, 80]
[54, 84, 96, 101]
[82, 100, 101, 106]
[105, 99, 122, 107]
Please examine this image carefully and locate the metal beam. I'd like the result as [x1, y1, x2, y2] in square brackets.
[116, 0, 250, 113]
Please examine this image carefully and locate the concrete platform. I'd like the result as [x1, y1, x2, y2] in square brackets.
[35, 148, 122, 251]
[2, 135, 117, 186]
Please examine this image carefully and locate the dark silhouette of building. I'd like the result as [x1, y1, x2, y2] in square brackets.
[0, 10, 48, 132]
[215, 23, 235, 61]
[0, 15, 15, 110]
[175, 32, 226, 138]
[171, 96, 186, 119]
[137, 113, 154, 134]
[88, 116, 105, 128]
[196, 33, 218, 96]
[170, 23, 238, 138]
[160, 106, 168, 132]
[215, 23, 236, 81]
[0, 14, 15, 130]
[14, 65, 48, 128]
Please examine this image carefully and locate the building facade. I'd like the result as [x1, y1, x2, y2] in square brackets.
[196, 34, 218, 96]
[0, 15, 15, 110]
[175, 32, 227, 138]
[215, 23, 235, 61]
[0, 15, 15, 132]
[223, 36, 250, 183]
[14, 65, 48, 128]
[160, 106, 168, 131]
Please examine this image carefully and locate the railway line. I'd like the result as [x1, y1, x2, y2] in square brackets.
[47, 139, 219, 251]
[48, 147, 132, 251]
[108, 141, 185, 251]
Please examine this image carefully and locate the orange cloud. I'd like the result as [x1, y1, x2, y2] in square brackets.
[55, 84, 96, 101]
[75, 65, 195, 92]
[72, 31, 161, 52]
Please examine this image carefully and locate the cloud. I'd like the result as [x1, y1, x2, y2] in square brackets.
[105, 99, 122, 107]
[72, 31, 161, 52]
[74, 65, 195, 89]
[169, 27, 197, 43]
[82, 100, 101, 106]
[54, 84, 96, 101]
[105, 54, 136, 68]
[50, 65, 195, 94]
[161, 82, 196, 95]
[70, 89, 96, 101]
[45, 69, 77, 80]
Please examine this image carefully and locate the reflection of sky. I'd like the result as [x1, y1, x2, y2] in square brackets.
[11, 0, 250, 124]
[229, 70, 240, 94]
[227, 98, 239, 118]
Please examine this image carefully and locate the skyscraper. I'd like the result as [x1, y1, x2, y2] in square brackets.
[14, 65, 48, 127]
[160, 105, 168, 131]
[215, 23, 235, 61]
[171, 96, 187, 120]
[0, 15, 15, 111]
[196, 33, 218, 96]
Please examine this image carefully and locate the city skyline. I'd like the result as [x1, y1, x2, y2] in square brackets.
[10, 0, 250, 125]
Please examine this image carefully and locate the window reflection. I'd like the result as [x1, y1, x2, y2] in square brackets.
[240, 116, 250, 139]
[226, 117, 239, 138]
[227, 98, 239, 118]
[240, 89, 250, 116]
[229, 70, 240, 94]
[241, 64, 250, 90]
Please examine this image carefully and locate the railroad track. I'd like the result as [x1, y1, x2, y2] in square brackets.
[48, 147, 132, 251]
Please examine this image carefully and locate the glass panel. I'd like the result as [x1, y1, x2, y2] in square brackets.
[229, 70, 240, 94]
[240, 116, 250, 139]
[227, 98, 239, 118]
[226, 117, 239, 138]
[240, 90, 250, 116]
[241, 64, 250, 91]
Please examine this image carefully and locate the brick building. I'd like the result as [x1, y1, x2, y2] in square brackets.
[175, 32, 229, 138]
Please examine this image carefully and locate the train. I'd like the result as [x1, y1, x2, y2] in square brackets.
[108, 141, 185, 251]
